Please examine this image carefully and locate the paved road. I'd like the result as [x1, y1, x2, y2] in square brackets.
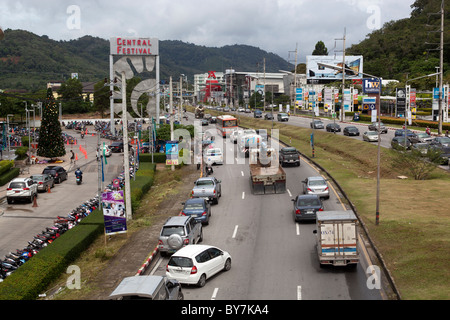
[146, 127, 383, 300]
[0, 131, 124, 259]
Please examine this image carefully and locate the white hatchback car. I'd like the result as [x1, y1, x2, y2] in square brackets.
[166, 245, 232, 287]
[204, 147, 223, 165]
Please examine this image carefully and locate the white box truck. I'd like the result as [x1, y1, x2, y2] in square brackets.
[313, 211, 360, 267]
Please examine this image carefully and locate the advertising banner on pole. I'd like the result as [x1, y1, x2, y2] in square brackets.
[102, 190, 127, 235]
[165, 141, 179, 165]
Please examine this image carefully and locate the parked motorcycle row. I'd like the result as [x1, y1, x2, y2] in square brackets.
[0, 197, 99, 281]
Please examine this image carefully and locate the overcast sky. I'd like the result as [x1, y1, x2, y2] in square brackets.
[1, 0, 414, 63]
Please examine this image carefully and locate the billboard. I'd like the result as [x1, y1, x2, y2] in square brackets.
[307, 55, 363, 80]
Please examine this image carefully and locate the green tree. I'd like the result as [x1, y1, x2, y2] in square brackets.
[37, 88, 66, 159]
[312, 41, 328, 55]
[94, 80, 110, 118]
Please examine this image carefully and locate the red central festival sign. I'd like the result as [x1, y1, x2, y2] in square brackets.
[110, 37, 159, 56]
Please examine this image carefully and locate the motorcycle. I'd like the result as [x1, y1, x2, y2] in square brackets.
[76, 175, 82, 185]
[205, 165, 213, 176]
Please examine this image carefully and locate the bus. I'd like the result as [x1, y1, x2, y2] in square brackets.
[216, 115, 238, 137]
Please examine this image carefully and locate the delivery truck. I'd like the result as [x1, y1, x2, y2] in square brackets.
[313, 211, 360, 267]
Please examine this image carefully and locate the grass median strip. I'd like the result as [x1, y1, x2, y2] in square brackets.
[237, 114, 450, 300]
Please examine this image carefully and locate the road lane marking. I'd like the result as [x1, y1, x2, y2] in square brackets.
[297, 286, 302, 300]
[241, 171, 244, 176]
[287, 189, 292, 197]
[296, 223, 300, 236]
[232, 225, 239, 238]
[211, 287, 219, 300]
[242, 191, 245, 199]
[150, 257, 163, 275]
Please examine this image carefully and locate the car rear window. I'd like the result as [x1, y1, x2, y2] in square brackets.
[282, 148, 297, 154]
[196, 180, 214, 186]
[297, 198, 321, 206]
[185, 203, 204, 210]
[43, 169, 56, 174]
[309, 179, 326, 186]
[31, 175, 44, 181]
[168, 256, 193, 268]
[9, 182, 26, 188]
[161, 226, 185, 237]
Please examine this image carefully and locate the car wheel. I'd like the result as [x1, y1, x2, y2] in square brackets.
[197, 274, 206, 287]
[7, 198, 12, 204]
[198, 230, 203, 243]
[223, 258, 231, 271]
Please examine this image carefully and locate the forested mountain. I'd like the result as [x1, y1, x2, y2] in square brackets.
[0, 29, 293, 92]
[347, 0, 450, 88]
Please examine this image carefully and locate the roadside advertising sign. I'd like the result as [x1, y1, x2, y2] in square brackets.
[363, 79, 381, 94]
[102, 190, 127, 235]
[165, 141, 179, 165]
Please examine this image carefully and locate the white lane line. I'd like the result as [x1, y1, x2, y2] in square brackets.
[211, 287, 219, 300]
[297, 286, 302, 300]
[150, 257, 163, 275]
[242, 191, 245, 200]
[287, 189, 292, 197]
[232, 225, 239, 239]
[296, 223, 300, 236]
[241, 171, 244, 176]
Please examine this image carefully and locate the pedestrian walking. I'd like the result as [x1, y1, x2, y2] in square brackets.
[70, 150, 75, 163]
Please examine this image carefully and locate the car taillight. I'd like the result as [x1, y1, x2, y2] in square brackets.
[180, 211, 186, 216]
[166, 264, 169, 272]
[6, 188, 11, 190]
[202, 211, 207, 216]
[319, 208, 324, 211]
[190, 266, 197, 274]
[295, 209, 300, 215]
[324, 187, 328, 191]
[307, 188, 313, 192]
[183, 239, 189, 245]
[158, 240, 163, 245]
[23, 188, 29, 190]
[38, 182, 43, 185]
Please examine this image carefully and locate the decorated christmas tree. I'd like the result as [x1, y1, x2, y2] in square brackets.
[37, 88, 66, 159]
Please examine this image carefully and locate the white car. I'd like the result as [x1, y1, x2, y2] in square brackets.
[229, 130, 242, 144]
[103, 145, 112, 157]
[6, 177, 38, 204]
[204, 147, 223, 165]
[166, 245, 232, 287]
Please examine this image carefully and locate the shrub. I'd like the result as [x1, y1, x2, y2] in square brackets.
[0, 167, 20, 186]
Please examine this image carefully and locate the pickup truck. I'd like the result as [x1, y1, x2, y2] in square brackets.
[279, 147, 300, 167]
[313, 211, 359, 267]
[191, 177, 222, 204]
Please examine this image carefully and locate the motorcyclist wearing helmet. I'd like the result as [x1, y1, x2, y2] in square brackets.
[75, 168, 83, 182]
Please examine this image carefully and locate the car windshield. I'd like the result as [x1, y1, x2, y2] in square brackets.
[207, 149, 221, 155]
[161, 226, 185, 237]
[196, 180, 214, 186]
[309, 179, 326, 186]
[297, 198, 321, 206]
[417, 133, 429, 138]
[168, 256, 193, 268]
[348, 127, 357, 131]
[367, 132, 377, 135]
[30, 175, 45, 181]
[185, 203, 204, 210]
[279, 113, 287, 116]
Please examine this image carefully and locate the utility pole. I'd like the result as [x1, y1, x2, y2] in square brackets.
[335, 28, 346, 122]
[121, 71, 132, 221]
[294, 43, 298, 115]
[263, 58, 266, 112]
[169, 76, 174, 171]
[438, 0, 444, 135]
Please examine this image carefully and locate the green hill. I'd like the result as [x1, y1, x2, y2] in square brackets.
[347, 0, 450, 87]
[0, 29, 293, 92]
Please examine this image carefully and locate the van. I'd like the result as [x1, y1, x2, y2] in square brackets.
[277, 113, 289, 122]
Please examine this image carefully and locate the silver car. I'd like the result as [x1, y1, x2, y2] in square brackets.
[30, 174, 54, 192]
[363, 131, 379, 142]
[158, 216, 203, 256]
[302, 176, 329, 199]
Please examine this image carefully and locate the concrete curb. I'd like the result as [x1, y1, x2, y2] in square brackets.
[135, 246, 159, 276]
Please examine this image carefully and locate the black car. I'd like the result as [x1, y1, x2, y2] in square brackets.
[209, 116, 217, 124]
[291, 194, 323, 222]
[343, 126, 360, 136]
[279, 147, 300, 167]
[42, 166, 68, 184]
[201, 118, 209, 126]
[264, 113, 274, 120]
[391, 136, 411, 150]
[326, 123, 341, 132]
[110, 142, 124, 153]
